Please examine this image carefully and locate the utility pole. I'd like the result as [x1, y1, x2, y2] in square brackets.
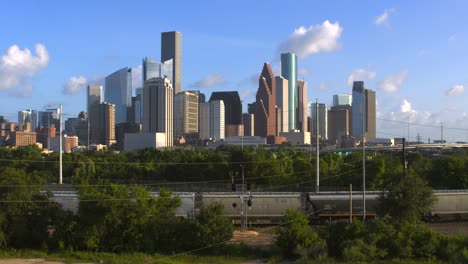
[315, 99, 319, 193]
[403, 138, 406, 178]
[362, 91, 366, 221]
[59, 104, 63, 184]
[240, 164, 246, 231]
[349, 184, 353, 223]
[441, 122, 443, 143]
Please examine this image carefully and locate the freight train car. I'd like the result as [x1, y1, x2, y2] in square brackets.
[201, 192, 303, 224]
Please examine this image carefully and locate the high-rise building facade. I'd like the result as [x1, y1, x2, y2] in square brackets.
[351, 81, 376, 140]
[143, 77, 173, 147]
[174, 91, 198, 137]
[89, 102, 116, 147]
[242, 113, 254, 136]
[297, 80, 308, 132]
[105, 67, 132, 124]
[87, 85, 103, 116]
[333, 94, 352, 106]
[210, 100, 225, 140]
[209, 91, 242, 126]
[64, 112, 88, 145]
[281, 53, 297, 131]
[198, 100, 225, 140]
[328, 105, 351, 145]
[253, 63, 276, 139]
[38, 108, 60, 129]
[161, 31, 182, 94]
[143, 57, 173, 83]
[311, 103, 328, 140]
[275, 76, 289, 133]
[18, 109, 37, 130]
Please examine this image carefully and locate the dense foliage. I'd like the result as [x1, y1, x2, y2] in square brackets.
[0, 145, 467, 191]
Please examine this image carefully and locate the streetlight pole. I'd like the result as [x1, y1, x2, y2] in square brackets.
[315, 99, 320, 193]
[362, 91, 366, 221]
[59, 104, 63, 184]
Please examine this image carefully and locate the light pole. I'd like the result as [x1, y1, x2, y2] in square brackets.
[362, 91, 366, 221]
[315, 99, 320, 193]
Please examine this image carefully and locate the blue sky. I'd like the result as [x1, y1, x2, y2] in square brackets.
[1, 0, 467, 142]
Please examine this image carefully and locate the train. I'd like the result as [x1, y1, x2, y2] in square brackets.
[49, 190, 468, 224]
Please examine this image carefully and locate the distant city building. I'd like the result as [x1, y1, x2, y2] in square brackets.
[275, 76, 289, 133]
[63, 135, 78, 153]
[142, 57, 173, 83]
[18, 109, 37, 130]
[333, 94, 352, 106]
[253, 63, 277, 141]
[105, 67, 132, 124]
[242, 113, 254, 136]
[311, 102, 328, 140]
[281, 53, 297, 131]
[143, 77, 173, 147]
[174, 91, 198, 137]
[35, 124, 56, 150]
[226, 124, 244, 138]
[209, 91, 242, 126]
[161, 31, 182, 94]
[9, 131, 36, 147]
[89, 102, 116, 147]
[124, 132, 167, 151]
[38, 108, 60, 129]
[64, 112, 88, 145]
[279, 131, 311, 145]
[328, 105, 351, 145]
[210, 100, 225, 140]
[115, 122, 141, 150]
[199, 100, 225, 140]
[87, 85, 103, 119]
[351, 81, 376, 140]
[297, 80, 308, 132]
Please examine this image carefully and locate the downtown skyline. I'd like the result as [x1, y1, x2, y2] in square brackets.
[1, 1, 467, 142]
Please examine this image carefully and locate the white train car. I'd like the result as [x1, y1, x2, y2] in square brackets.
[201, 192, 302, 224]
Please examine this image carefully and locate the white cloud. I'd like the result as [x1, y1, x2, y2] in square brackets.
[400, 99, 414, 113]
[132, 65, 142, 90]
[0, 43, 49, 90]
[63, 76, 87, 95]
[346, 68, 377, 86]
[278, 20, 343, 58]
[377, 70, 408, 93]
[446, 84, 464, 96]
[375, 8, 395, 26]
[191, 72, 226, 88]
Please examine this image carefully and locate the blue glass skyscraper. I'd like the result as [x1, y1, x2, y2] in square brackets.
[105, 67, 132, 124]
[143, 57, 173, 83]
[281, 53, 297, 131]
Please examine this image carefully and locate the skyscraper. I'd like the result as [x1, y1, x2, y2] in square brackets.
[198, 100, 225, 141]
[311, 103, 328, 140]
[18, 109, 37, 129]
[161, 31, 182, 94]
[105, 67, 132, 124]
[242, 113, 254, 136]
[297, 80, 308, 132]
[328, 105, 351, 145]
[174, 91, 198, 137]
[281, 53, 297, 131]
[253, 63, 276, 139]
[275, 76, 289, 133]
[143, 77, 173, 147]
[89, 102, 116, 147]
[142, 57, 173, 84]
[38, 108, 60, 129]
[333, 94, 352, 106]
[351, 81, 376, 140]
[209, 91, 242, 126]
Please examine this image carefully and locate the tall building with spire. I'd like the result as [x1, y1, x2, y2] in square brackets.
[161, 31, 182, 94]
[253, 63, 276, 139]
[281, 53, 297, 131]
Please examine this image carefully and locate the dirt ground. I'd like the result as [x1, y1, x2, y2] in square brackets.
[229, 228, 276, 247]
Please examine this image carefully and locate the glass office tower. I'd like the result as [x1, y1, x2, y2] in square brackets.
[281, 53, 297, 131]
[105, 67, 132, 124]
[161, 31, 182, 94]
